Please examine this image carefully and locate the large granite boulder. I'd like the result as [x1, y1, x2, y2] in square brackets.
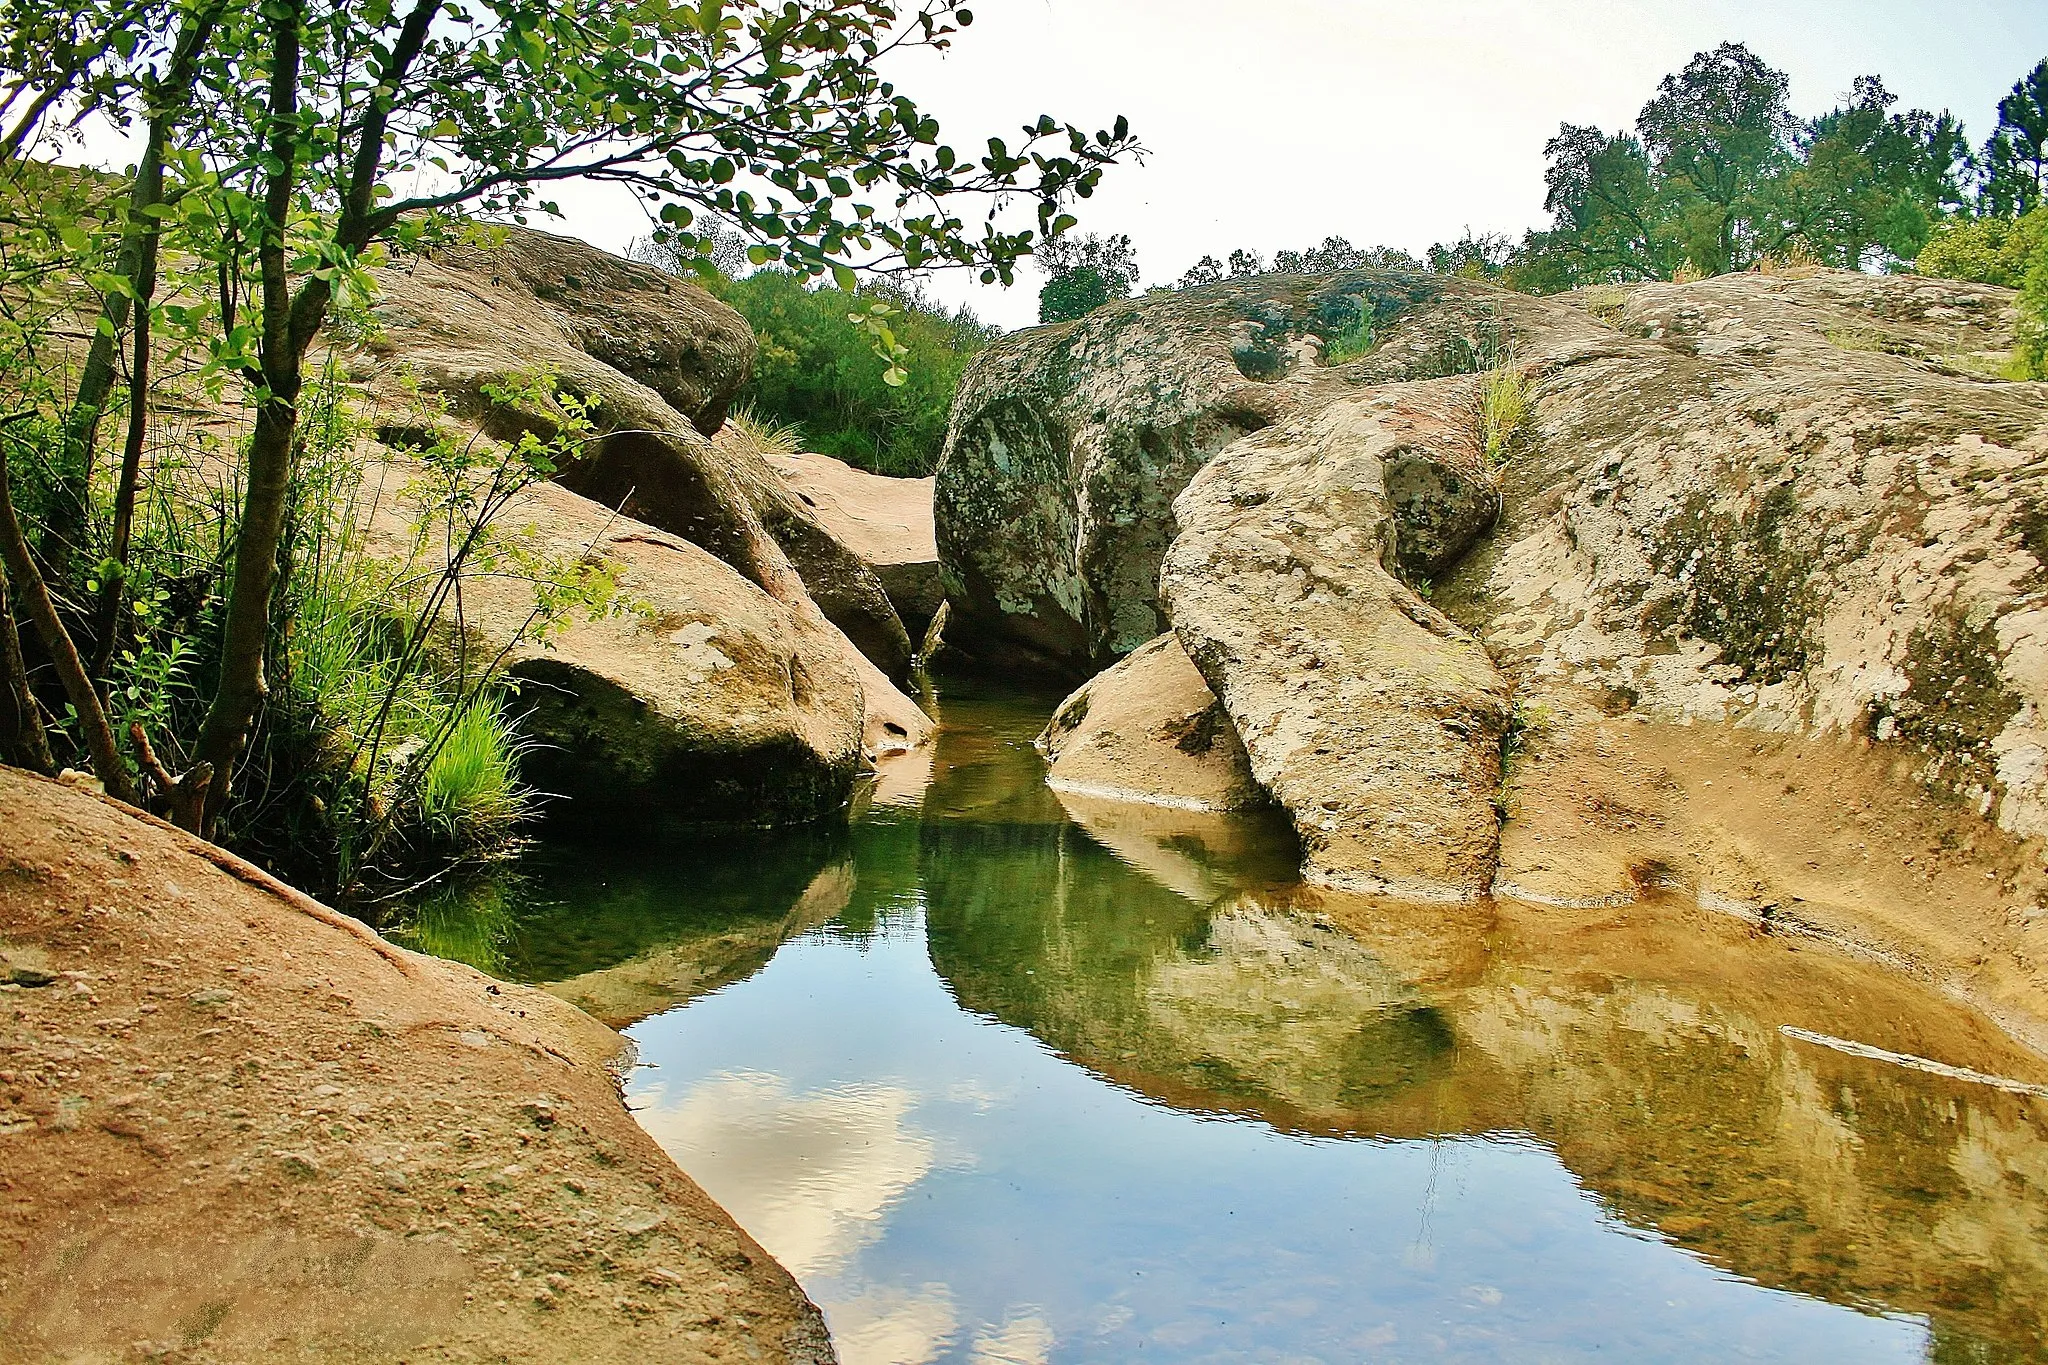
[954, 264, 2048, 938]
[354, 227, 932, 822]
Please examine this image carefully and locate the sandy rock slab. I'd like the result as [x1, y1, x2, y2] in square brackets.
[0, 769, 833, 1363]
[1037, 633, 1266, 813]
[766, 451, 945, 646]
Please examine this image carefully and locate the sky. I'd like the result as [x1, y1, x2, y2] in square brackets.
[538, 0, 2048, 329]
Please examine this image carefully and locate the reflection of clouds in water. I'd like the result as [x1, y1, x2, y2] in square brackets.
[634, 1070, 934, 1277]
[971, 1310, 1056, 1364]
[829, 1281, 959, 1365]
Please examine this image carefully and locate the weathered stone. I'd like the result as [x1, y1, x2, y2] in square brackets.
[1162, 387, 1516, 901]
[1444, 269, 2048, 841]
[356, 226, 933, 817]
[934, 270, 1553, 676]
[1038, 633, 1266, 812]
[411, 226, 754, 435]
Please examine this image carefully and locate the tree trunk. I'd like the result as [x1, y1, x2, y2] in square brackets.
[190, 392, 298, 830]
[90, 239, 157, 686]
[0, 446, 133, 800]
[41, 2, 223, 583]
[0, 567, 55, 775]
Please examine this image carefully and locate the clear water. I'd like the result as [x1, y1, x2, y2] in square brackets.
[424, 678, 2048, 1364]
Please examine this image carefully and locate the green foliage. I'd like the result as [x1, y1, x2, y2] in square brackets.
[1037, 232, 1139, 323]
[1507, 42, 1993, 290]
[1475, 360, 1531, 466]
[709, 267, 998, 475]
[1916, 208, 2048, 289]
[1983, 59, 2048, 217]
[418, 701, 529, 851]
[2017, 244, 2048, 380]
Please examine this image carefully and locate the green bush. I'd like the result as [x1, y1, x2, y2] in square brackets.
[1915, 209, 2048, 288]
[707, 269, 999, 477]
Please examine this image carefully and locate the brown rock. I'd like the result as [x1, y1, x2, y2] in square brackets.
[1037, 633, 1266, 812]
[766, 450, 945, 645]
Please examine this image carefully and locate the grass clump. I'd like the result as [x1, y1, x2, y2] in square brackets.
[1474, 358, 1532, 466]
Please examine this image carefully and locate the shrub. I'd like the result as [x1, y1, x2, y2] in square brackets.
[1914, 209, 2048, 289]
[706, 268, 998, 476]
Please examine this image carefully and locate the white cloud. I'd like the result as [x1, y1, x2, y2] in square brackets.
[632, 1070, 937, 1278]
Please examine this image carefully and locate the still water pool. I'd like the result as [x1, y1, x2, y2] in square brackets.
[423, 679, 2048, 1363]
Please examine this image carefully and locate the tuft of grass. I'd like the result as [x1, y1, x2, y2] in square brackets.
[1323, 315, 1376, 365]
[1474, 358, 1531, 467]
[417, 700, 531, 852]
[1581, 285, 1629, 326]
[1671, 260, 1706, 284]
[726, 401, 807, 460]
[1495, 700, 1557, 824]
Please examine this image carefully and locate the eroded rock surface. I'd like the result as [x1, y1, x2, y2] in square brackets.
[767, 450, 945, 646]
[940, 263, 2048, 939]
[1163, 386, 1514, 900]
[1037, 633, 1265, 813]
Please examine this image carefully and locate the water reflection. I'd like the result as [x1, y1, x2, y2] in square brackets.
[447, 679, 2048, 1362]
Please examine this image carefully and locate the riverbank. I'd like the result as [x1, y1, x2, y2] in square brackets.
[0, 766, 833, 1363]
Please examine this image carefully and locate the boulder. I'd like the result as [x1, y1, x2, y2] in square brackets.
[356, 462, 868, 832]
[414, 225, 754, 434]
[934, 270, 1548, 676]
[944, 261, 2048, 944]
[358, 227, 933, 804]
[365, 231, 922, 690]
[1037, 633, 1266, 812]
[766, 450, 945, 645]
[1162, 383, 1516, 901]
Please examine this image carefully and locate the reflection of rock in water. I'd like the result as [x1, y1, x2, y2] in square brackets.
[1050, 787, 1299, 906]
[922, 802, 1456, 1133]
[546, 859, 854, 1029]
[928, 777, 2048, 1356]
[1145, 903, 1457, 1120]
[1455, 970, 2048, 1359]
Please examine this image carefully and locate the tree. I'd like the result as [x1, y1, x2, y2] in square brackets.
[0, 0, 1137, 833]
[1776, 76, 1971, 269]
[1635, 42, 1795, 275]
[1533, 123, 1667, 283]
[1426, 230, 1514, 278]
[1983, 58, 2048, 216]
[1037, 231, 1138, 322]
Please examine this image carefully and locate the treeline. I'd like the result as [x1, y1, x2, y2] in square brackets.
[1038, 45, 2047, 316]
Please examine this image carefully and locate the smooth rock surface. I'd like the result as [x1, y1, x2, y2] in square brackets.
[766, 450, 945, 645]
[1037, 633, 1266, 812]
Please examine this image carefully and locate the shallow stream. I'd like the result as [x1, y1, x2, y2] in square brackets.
[419, 678, 2048, 1363]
